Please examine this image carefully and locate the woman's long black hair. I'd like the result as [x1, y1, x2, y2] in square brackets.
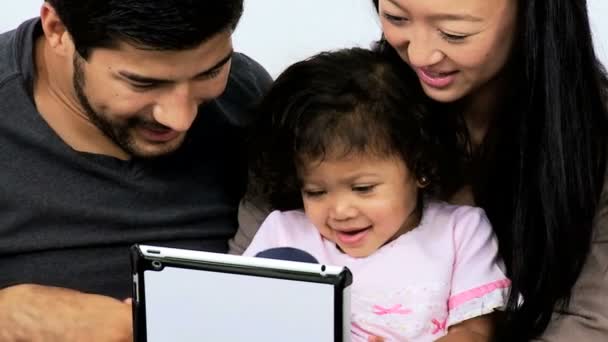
[373, 0, 608, 339]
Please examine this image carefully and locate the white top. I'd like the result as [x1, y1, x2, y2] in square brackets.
[244, 201, 510, 341]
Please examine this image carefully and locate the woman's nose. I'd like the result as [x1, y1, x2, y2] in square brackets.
[406, 37, 444, 68]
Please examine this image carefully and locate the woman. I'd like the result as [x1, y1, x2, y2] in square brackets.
[370, 0, 608, 340]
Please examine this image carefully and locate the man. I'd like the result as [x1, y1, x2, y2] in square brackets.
[0, 0, 271, 340]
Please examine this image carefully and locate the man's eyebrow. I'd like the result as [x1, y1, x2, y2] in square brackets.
[193, 50, 234, 78]
[118, 49, 234, 84]
[386, 0, 482, 22]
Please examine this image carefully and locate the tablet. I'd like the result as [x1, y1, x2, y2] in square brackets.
[130, 244, 352, 342]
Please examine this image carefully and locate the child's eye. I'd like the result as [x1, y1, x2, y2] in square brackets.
[352, 185, 376, 193]
[302, 189, 326, 198]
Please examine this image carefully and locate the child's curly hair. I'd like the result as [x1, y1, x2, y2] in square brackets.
[247, 47, 441, 211]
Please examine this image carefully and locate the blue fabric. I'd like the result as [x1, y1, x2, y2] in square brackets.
[255, 247, 319, 264]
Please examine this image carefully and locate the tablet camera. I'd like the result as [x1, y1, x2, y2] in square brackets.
[151, 260, 163, 271]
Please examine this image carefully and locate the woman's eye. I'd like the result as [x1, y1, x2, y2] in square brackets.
[382, 12, 408, 25]
[439, 31, 469, 43]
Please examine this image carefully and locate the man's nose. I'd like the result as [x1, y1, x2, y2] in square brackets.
[153, 85, 199, 132]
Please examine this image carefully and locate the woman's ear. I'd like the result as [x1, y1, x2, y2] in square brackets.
[39, 2, 73, 57]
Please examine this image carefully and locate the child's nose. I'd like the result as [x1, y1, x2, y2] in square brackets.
[329, 197, 357, 220]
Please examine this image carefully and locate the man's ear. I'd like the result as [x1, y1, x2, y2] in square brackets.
[39, 2, 74, 57]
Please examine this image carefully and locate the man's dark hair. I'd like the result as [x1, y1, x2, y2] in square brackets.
[45, 0, 244, 59]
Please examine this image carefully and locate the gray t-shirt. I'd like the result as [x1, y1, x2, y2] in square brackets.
[0, 19, 272, 299]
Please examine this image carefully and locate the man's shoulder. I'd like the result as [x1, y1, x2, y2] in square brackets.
[229, 52, 273, 92]
[0, 18, 38, 88]
[0, 27, 18, 84]
[211, 53, 272, 124]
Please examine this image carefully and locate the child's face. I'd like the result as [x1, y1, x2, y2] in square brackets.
[299, 153, 421, 258]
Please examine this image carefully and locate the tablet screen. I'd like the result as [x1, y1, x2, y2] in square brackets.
[143, 265, 336, 341]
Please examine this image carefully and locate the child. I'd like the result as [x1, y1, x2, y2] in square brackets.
[244, 48, 510, 342]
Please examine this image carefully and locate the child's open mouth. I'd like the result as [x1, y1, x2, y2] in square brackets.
[336, 226, 371, 245]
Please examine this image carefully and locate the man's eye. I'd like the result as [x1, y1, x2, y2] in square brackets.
[130, 82, 157, 90]
[206, 69, 222, 79]
[196, 68, 223, 81]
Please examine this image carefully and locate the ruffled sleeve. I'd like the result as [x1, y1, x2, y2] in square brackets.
[447, 207, 511, 327]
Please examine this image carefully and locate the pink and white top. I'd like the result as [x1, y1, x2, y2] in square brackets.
[244, 201, 510, 341]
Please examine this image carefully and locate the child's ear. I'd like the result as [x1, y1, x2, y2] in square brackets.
[417, 175, 430, 188]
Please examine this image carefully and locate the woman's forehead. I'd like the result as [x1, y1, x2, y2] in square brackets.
[381, 0, 513, 19]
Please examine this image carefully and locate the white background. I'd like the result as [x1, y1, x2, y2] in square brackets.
[2, 0, 607, 78]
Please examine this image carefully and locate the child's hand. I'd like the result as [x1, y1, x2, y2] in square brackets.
[368, 336, 384, 342]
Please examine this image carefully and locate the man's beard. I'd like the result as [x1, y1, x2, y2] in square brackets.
[72, 54, 180, 159]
